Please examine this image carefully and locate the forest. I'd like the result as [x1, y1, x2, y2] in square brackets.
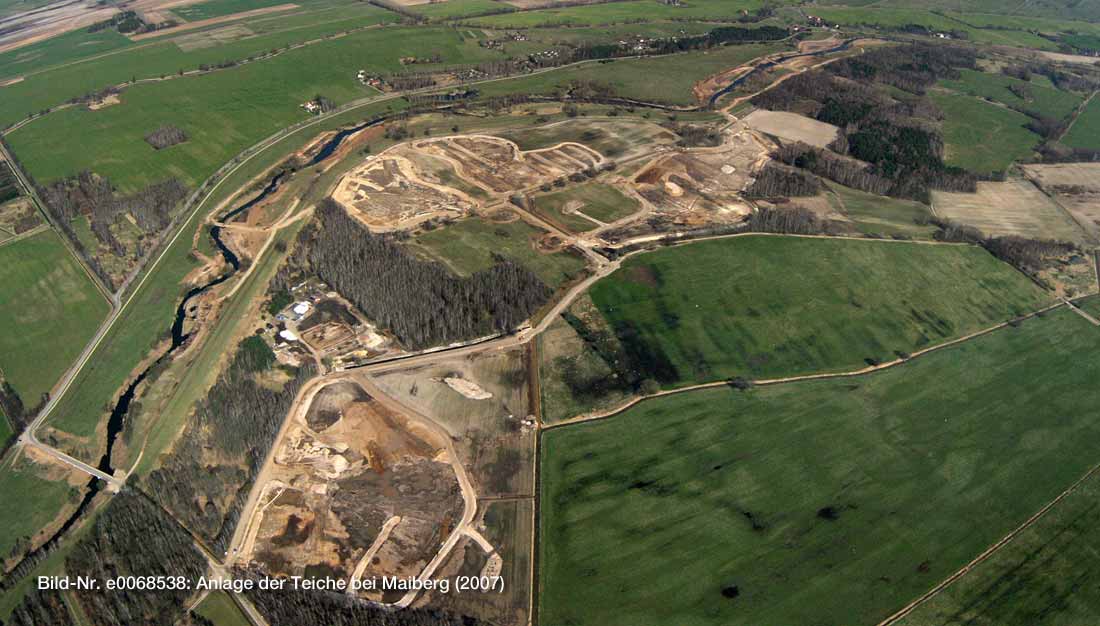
[144, 125, 189, 151]
[38, 172, 188, 288]
[140, 337, 314, 554]
[9, 492, 207, 626]
[281, 199, 551, 350]
[752, 44, 980, 200]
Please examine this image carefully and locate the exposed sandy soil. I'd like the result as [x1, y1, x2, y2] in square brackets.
[334, 135, 603, 232]
[0, 76, 24, 87]
[744, 109, 839, 148]
[333, 154, 474, 231]
[129, 3, 298, 41]
[1037, 50, 1100, 66]
[629, 121, 769, 228]
[86, 93, 119, 110]
[244, 381, 464, 590]
[933, 179, 1088, 243]
[370, 347, 536, 498]
[1022, 162, 1100, 242]
[798, 36, 844, 54]
[415, 136, 599, 194]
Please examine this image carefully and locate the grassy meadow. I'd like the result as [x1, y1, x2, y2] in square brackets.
[940, 68, 1082, 121]
[1064, 96, 1100, 152]
[540, 305, 1100, 626]
[899, 450, 1100, 624]
[827, 183, 938, 238]
[44, 98, 397, 456]
[532, 182, 639, 232]
[0, 229, 110, 404]
[809, 7, 1060, 50]
[0, 456, 81, 563]
[413, 0, 510, 20]
[476, 41, 790, 106]
[193, 591, 251, 626]
[587, 236, 1050, 387]
[930, 91, 1041, 174]
[462, 0, 779, 28]
[412, 216, 587, 289]
[0, 2, 398, 127]
[6, 25, 502, 191]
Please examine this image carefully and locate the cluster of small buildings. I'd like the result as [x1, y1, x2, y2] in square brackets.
[260, 278, 396, 371]
[357, 70, 384, 89]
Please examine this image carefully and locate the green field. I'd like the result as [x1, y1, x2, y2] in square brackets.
[0, 3, 400, 128]
[940, 68, 1082, 121]
[0, 456, 79, 562]
[172, 0, 296, 21]
[43, 98, 398, 457]
[587, 236, 1049, 387]
[1064, 96, 1100, 152]
[0, 28, 133, 80]
[414, 0, 510, 19]
[540, 305, 1100, 626]
[412, 216, 587, 289]
[810, 7, 1061, 50]
[6, 24, 502, 191]
[0, 229, 110, 405]
[193, 591, 250, 626]
[930, 91, 1041, 174]
[476, 42, 789, 106]
[463, 0, 776, 27]
[827, 183, 938, 238]
[899, 452, 1100, 624]
[533, 182, 639, 232]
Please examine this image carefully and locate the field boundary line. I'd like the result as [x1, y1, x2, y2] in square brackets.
[877, 459, 1100, 626]
[0, 138, 114, 302]
[545, 299, 1068, 430]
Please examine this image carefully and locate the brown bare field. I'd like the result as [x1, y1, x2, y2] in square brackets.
[1038, 50, 1100, 66]
[1022, 162, 1100, 242]
[744, 109, 838, 148]
[370, 347, 536, 499]
[128, 3, 298, 41]
[333, 134, 604, 233]
[333, 154, 475, 231]
[629, 122, 769, 228]
[416, 136, 601, 193]
[932, 179, 1087, 243]
[172, 23, 254, 51]
[418, 498, 533, 626]
[243, 380, 464, 598]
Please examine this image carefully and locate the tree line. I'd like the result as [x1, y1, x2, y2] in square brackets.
[38, 172, 187, 289]
[752, 44, 981, 200]
[140, 336, 314, 554]
[279, 199, 551, 350]
[9, 492, 207, 626]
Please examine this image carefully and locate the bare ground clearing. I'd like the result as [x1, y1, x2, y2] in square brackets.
[933, 179, 1087, 243]
[744, 109, 838, 148]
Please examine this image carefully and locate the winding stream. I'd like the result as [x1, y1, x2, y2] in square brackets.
[4, 118, 377, 583]
[708, 39, 855, 107]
